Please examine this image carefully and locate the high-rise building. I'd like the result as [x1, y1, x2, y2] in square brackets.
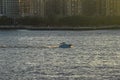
[29, 0, 45, 17]
[45, 0, 67, 17]
[19, 0, 31, 17]
[18, 0, 120, 17]
[0, 0, 3, 16]
[106, 0, 120, 16]
[19, 0, 45, 17]
[58, 0, 67, 16]
[45, 0, 55, 16]
[81, 0, 97, 16]
[95, 0, 107, 16]
[1, 0, 20, 18]
[66, 0, 82, 16]
[94, 0, 120, 16]
[0, 0, 2, 15]
[45, 0, 82, 17]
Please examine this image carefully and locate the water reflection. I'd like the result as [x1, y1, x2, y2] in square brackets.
[0, 30, 120, 80]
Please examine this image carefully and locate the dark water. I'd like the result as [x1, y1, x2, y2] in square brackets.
[0, 30, 120, 80]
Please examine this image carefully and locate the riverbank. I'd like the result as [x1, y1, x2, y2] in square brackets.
[0, 25, 120, 30]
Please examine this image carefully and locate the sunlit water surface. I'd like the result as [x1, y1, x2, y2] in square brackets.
[0, 30, 120, 80]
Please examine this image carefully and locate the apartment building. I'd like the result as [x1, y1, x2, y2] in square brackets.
[95, 0, 107, 16]
[106, 0, 120, 16]
[0, 0, 3, 16]
[19, 0, 45, 17]
[19, 0, 31, 16]
[81, 0, 97, 16]
[29, 0, 45, 17]
[45, 0, 67, 17]
[95, 0, 120, 16]
[1, 0, 120, 18]
[0, 0, 19, 18]
[66, 0, 82, 16]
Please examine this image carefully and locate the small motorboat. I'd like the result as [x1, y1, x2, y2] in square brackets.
[59, 42, 73, 48]
[46, 42, 73, 48]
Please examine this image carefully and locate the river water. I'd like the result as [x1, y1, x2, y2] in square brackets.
[0, 30, 120, 80]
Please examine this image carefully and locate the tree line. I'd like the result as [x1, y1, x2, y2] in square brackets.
[1, 16, 120, 27]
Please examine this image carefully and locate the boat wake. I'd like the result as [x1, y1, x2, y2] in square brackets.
[0, 45, 56, 49]
[0, 43, 73, 49]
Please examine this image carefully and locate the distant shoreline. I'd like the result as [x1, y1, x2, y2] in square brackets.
[0, 25, 120, 30]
